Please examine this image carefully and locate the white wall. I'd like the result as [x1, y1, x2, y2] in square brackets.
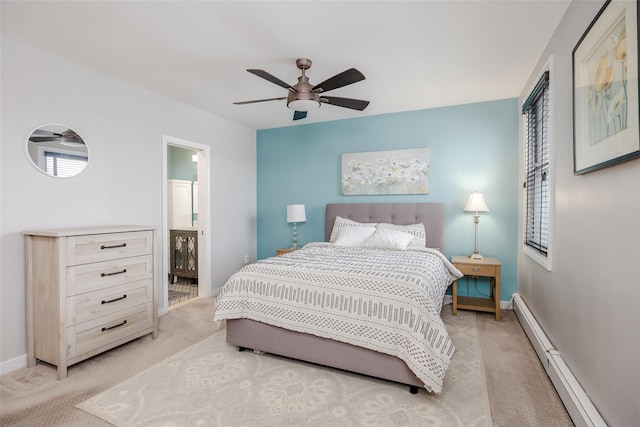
[0, 36, 257, 369]
[518, 2, 640, 426]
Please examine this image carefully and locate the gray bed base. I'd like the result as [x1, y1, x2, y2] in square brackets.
[226, 202, 446, 393]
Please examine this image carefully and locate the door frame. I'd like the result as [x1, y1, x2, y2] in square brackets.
[161, 135, 211, 315]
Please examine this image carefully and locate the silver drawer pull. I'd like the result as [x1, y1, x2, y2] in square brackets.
[102, 294, 127, 305]
[101, 269, 127, 277]
[101, 243, 127, 250]
[102, 320, 127, 332]
[472, 268, 481, 273]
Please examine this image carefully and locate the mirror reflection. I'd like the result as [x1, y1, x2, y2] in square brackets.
[26, 124, 89, 178]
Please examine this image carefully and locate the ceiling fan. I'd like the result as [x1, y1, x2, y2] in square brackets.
[234, 58, 369, 121]
[29, 128, 85, 146]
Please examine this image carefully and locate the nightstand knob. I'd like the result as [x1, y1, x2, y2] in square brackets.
[472, 268, 481, 273]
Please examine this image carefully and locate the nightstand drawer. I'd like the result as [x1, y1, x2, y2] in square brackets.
[455, 263, 497, 277]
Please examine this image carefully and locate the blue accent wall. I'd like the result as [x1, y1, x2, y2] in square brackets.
[257, 98, 519, 301]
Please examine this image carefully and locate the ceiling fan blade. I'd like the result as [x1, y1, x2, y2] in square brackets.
[32, 129, 62, 136]
[293, 111, 307, 120]
[321, 96, 370, 111]
[247, 69, 295, 91]
[312, 68, 365, 93]
[233, 97, 287, 105]
[29, 136, 59, 142]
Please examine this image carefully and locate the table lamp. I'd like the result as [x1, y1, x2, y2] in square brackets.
[464, 192, 489, 259]
[286, 204, 306, 249]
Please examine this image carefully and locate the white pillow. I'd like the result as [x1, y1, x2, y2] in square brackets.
[333, 226, 377, 247]
[364, 228, 415, 250]
[377, 223, 426, 248]
[329, 216, 379, 243]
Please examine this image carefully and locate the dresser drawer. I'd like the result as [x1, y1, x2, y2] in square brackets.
[66, 302, 153, 359]
[65, 231, 153, 266]
[66, 255, 153, 296]
[455, 263, 497, 277]
[66, 279, 153, 325]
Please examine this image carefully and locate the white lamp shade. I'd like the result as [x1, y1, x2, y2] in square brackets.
[287, 204, 306, 223]
[464, 192, 490, 213]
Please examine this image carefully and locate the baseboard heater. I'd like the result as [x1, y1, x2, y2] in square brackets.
[512, 293, 607, 427]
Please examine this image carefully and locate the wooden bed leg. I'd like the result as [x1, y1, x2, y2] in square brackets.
[409, 385, 419, 394]
[238, 346, 246, 352]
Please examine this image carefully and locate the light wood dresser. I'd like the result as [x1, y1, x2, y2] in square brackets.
[24, 225, 159, 379]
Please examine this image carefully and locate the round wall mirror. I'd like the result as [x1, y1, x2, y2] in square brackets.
[26, 124, 89, 178]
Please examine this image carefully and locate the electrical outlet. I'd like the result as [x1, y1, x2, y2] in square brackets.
[244, 255, 250, 264]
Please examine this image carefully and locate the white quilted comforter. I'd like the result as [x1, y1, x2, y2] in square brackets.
[214, 242, 463, 393]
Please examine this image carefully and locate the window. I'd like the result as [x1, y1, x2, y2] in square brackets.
[44, 150, 88, 178]
[522, 70, 551, 266]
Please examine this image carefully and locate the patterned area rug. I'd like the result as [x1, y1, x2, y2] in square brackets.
[168, 289, 188, 302]
[77, 310, 492, 426]
[168, 279, 198, 306]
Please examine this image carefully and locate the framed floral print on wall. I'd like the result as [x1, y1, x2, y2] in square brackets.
[573, 0, 640, 175]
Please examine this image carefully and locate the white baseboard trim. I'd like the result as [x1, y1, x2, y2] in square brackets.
[512, 293, 606, 427]
[0, 354, 27, 376]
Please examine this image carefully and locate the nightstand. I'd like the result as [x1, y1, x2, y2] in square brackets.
[276, 247, 295, 256]
[451, 255, 501, 321]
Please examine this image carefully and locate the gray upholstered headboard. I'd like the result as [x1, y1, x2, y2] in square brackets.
[325, 203, 445, 251]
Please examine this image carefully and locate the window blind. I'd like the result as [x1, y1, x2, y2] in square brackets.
[45, 151, 87, 178]
[523, 71, 550, 256]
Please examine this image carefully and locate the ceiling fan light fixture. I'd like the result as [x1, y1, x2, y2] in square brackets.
[59, 133, 85, 147]
[287, 98, 321, 111]
[287, 89, 321, 112]
[59, 140, 86, 147]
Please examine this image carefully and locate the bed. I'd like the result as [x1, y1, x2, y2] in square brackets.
[214, 202, 462, 394]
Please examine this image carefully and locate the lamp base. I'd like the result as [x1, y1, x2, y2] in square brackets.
[470, 253, 484, 260]
[292, 222, 298, 250]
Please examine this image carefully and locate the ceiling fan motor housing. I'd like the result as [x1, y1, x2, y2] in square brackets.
[287, 90, 320, 111]
[287, 62, 321, 111]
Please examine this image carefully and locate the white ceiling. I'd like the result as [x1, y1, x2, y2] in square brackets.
[1, 1, 571, 130]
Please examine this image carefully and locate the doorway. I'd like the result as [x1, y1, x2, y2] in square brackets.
[161, 136, 210, 314]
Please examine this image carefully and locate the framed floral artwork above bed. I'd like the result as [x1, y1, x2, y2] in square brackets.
[341, 148, 429, 195]
[573, 0, 640, 175]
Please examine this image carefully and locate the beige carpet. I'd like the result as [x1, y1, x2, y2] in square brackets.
[477, 311, 573, 426]
[77, 309, 491, 426]
[1, 297, 572, 426]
